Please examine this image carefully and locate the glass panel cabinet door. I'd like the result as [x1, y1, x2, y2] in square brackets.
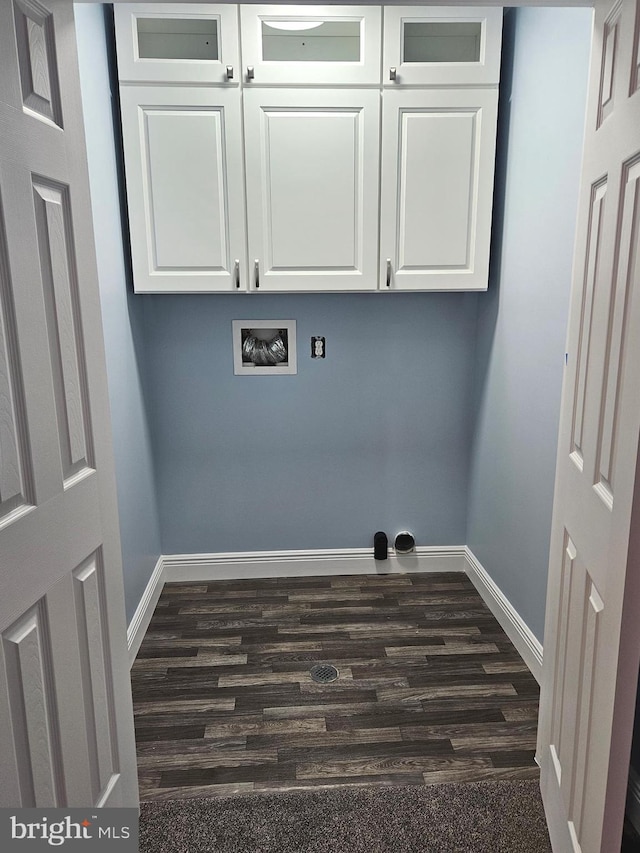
[240, 5, 382, 85]
[383, 6, 502, 86]
[114, 3, 240, 84]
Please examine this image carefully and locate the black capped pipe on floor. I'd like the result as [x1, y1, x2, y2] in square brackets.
[374, 531, 388, 561]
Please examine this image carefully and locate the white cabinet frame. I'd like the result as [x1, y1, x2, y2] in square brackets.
[114, 3, 240, 84]
[383, 6, 503, 87]
[380, 88, 498, 291]
[120, 86, 247, 293]
[113, 4, 502, 294]
[240, 5, 382, 85]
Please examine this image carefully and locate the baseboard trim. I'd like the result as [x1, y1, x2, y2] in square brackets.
[627, 766, 640, 836]
[464, 548, 543, 684]
[129, 548, 543, 682]
[127, 556, 165, 667]
[162, 546, 467, 583]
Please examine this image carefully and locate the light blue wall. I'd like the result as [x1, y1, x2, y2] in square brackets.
[467, 7, 592, 643]
[73, 4, 592, 641]
[75, 4, 161, 624]
[141, 293, 477, 553]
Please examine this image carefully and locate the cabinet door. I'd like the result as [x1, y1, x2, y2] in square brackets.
[380, 88, 498, 291]
[240, 5, 381, 85]
[244, 89, 380, 292]
[114, 3, 240, 84]
[119, 86, 246, 293]
[383, 6, 502, 86]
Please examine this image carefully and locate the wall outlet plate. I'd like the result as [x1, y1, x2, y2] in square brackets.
[311, 336, 325, 358]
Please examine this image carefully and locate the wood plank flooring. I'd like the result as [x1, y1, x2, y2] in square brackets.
[131, 572, 540, 801]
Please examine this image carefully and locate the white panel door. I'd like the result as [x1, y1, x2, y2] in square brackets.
[244, 88, 380, 291]
[537, 0, 640, 850]
[0, 0, 138, 807]
[240, 5, 381, 85]
[383, 6, 503, 87]
[119, 85, 246, 293]
[380, 88, 498, 291]
[114, 3, 240, 84]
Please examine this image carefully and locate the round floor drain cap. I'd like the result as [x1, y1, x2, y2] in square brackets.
[310, 663, 339, 684]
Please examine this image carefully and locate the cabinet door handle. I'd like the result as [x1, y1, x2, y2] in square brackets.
[247, 66, 255, 80]
[386, 259, 392, 287]
[389, 67, 397, 81]
[254, 259, 260, 289]
[234, 259, 240, 289]
[226, 65, 234, 80]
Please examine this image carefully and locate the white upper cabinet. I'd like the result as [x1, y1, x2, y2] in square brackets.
[240, 5, 382, 85]
[383, 6, 502, 86]
[114, 3, 240, 83]
[244, 89, 380, 291]
[119, 86, 247, 292]
[114, 4, 502, 293]
[380, 88, 498, 291]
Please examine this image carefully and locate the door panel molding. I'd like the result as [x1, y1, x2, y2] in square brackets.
[3, 601, 64, 808]
[13, 0, 63, 127]
[0, 191, 33, 524]
[538, 2, 640, 850]
[570, 178, 608, 473]
[73, 553, 118, 803]
[33, 179, 93, 483]
[0, 0, 138, 808]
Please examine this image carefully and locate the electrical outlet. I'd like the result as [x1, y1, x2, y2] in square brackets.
[311, 336, 325, 359]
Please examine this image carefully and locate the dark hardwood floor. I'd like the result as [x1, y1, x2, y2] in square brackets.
[131, 572, 540, 801]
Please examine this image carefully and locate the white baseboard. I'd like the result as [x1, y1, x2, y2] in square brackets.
[130, 547, 543, 685]
[127, 556, 165, 667]
[162, 546, 467, 583]
[627, 766, 640, 836]
[464, 548, 543, 684]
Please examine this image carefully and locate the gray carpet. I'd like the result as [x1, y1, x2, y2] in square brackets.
[139, 780, 552, 852]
